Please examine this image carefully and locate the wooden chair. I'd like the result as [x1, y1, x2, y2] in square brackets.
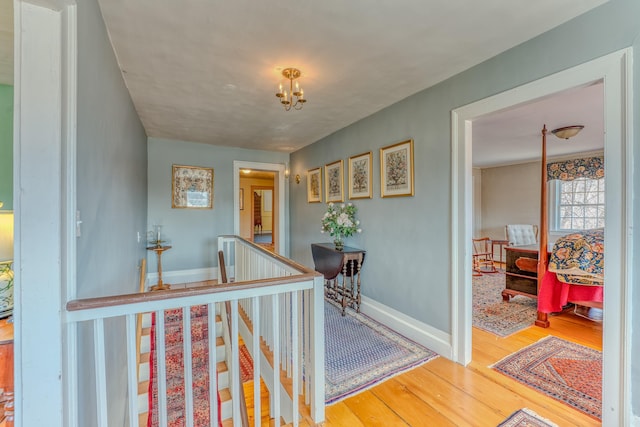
[472, 237, 498, 274]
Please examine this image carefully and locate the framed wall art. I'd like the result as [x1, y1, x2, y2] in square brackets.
[172, 164, 214, 209]
[348, 151, 373, 199]
[307, 167, 322, 203]
[325, 160, 344, 203]
[380, 139, 414, 197]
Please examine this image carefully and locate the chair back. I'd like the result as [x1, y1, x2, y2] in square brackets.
[505, 224, 538, 246]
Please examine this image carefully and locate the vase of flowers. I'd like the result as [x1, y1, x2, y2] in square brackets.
[321, 202, 362, 250]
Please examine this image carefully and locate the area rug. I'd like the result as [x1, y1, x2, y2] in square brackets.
[148, 305, 217, 427]
[498, 408, 558, 427]
[491, 336, 602, 420]
[324, 300, 438, 405]
[473, 272, 537, 337]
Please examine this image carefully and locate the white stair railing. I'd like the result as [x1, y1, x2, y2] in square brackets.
[64, 236, 325, 427]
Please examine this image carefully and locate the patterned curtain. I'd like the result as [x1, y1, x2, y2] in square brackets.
[546, 156, 604, 181]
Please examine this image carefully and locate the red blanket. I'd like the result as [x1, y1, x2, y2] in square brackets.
[538, 271, 603, 313]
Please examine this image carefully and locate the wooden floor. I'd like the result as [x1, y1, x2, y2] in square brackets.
[242, 307, 602, 426]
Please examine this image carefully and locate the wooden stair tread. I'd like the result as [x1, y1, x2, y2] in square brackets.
[218, 388, 231, 402]
[138, 380, 149, 395]
[139, 352, 150, 364]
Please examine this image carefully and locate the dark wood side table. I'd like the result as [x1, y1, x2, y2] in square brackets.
[311, 243, 365, 316]
[503, 244, 548, 301]
[147, 245, 172, 291]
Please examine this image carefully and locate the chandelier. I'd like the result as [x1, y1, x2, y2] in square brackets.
[275, 68, 307, 111]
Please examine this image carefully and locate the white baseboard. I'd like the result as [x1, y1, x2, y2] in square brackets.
[360, 296, 452, 359]
[146, 267, 218, 289]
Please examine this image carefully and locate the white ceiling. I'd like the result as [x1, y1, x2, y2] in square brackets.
[1, 0, 607, 156]
[472, 81, 604, 168]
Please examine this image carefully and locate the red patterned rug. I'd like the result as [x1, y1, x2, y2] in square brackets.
[239, 344, 254, 383]
[148, 305, 218, 427]
[491, 336, 602, 420]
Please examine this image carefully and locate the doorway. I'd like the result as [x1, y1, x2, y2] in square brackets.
[234, 160, 287, 255]
[451, 49, 633, 425]
[251, 186, 274, 248]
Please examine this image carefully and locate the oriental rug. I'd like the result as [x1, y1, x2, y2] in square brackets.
[491, 336, 602, 420]
[148, 305, 217, 427]
[324, 300, 438, 405]
[497, 408, 558, 427]
[473, 272, 537, 337]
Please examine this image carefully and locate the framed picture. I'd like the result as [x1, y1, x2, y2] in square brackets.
[325, 160, 344, 203]
[380, 139, 414, 197]
[239, 188, 244, 210]
[348, 151, 373, 199]
[307, 167, 322, 203]
[172, 164, 214, 209]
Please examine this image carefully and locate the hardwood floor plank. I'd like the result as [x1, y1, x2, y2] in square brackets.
[369, 377, 457, 427]
[342, 390, 410, 427]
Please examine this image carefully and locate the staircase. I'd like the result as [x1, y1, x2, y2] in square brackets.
[136, 304, 234, 426]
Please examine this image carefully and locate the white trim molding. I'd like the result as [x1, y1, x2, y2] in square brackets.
[361, 296, 452, 359]
[451, 48, 633, 427]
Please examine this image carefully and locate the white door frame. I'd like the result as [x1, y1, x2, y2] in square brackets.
[13, 1, 77, 426]
[451, 48, 633, 426]
[233, 161, 287, 256]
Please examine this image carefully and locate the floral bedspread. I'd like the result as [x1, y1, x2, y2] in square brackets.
[548, 228, 604, 286]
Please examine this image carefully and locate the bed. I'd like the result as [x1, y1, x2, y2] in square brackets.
[534, 126, 604, 328]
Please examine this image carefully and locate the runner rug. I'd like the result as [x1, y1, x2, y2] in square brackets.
[491, 336, 602, 420]
[497, 408, 558, 427]
[324, 300, 438, 405]
[148, 305, 217, 427]
[473, 272, 537, 337]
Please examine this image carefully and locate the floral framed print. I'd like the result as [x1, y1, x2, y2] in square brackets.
[307, 167, 322, 203]
[325, 160, 344, 203]
[380, 139, 414, 197]
[172, 164, 214, 209]
[348, 151, 373, 199]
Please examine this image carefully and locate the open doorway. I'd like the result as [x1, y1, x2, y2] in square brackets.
[451, 49, 632, 425]
[250, 186, 274, 249]
[235, 161, 286, 255]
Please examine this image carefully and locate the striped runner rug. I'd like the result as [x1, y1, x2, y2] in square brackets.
[324, 300, 438, 404]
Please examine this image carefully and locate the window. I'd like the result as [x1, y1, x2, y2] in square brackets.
[552, 178, 605, 230]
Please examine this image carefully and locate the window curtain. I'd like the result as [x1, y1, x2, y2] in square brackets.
[546, 156, 604, 181]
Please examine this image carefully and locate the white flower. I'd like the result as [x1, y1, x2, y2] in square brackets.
[341, 203, 346, 208]
[356, 220, 360, 225]
[357, 228, 362, 233]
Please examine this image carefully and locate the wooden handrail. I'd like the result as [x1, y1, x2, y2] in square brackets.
[218, 235, 316, 274]
[66, 273, 320, 312]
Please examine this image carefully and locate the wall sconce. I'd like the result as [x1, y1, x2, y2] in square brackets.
[284, 163, 290, 179]
[295, 174, 301, 184]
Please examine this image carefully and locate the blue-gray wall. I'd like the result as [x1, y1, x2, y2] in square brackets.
[147, 137, 289, 273]
[290, 0, 640, 416]
[0, 84, 12, 210]
[76, 0, 148, 424]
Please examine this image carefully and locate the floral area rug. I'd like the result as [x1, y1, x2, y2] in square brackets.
[324, 300, 438, 404]
[473, 272, 537, 337]
[148, 305, 217, 427]
[498, 408, 558, 427]
[491, 336, 602, 420]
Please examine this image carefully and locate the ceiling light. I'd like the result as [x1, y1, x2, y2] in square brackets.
[241, 169, 252, 174]
[275, 68, 307, 111]
[551, 125, 584, 140]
